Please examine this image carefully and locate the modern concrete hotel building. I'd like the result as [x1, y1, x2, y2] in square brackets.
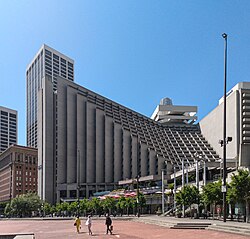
[38, 76, 220, 204]
[200, 82, 250, 168]
[26, 44, 74, 148]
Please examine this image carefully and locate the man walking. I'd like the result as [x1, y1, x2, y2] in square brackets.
[105, 214, 112, 235]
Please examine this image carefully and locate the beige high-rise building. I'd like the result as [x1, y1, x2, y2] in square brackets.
[38, 76, 219, 204]
[26, 44, 74, 148]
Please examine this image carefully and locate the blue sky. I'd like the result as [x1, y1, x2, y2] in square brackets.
[1, 0, 250, 146]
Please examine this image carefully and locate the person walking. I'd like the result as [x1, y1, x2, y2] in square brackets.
[105, 214, 112, 235]
[85, 215, 93, 235]
[74, 216, 81, 233]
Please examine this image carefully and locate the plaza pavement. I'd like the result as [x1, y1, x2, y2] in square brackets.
[0, 216, 250, 239]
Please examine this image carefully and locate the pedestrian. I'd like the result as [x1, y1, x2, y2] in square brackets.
[85, 215, 93, 235]
[74, 216, 81, 233]
[105, 214, 112, 235]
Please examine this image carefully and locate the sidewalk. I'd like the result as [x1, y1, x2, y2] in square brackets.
[133, 215, 250, 236]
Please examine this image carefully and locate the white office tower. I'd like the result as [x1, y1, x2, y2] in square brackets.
[0, 106, 17, 153]
[151, 97, 197, 125]
[26, 44, 74, 148]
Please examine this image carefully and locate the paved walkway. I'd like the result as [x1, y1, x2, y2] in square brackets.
[0, 216, 250, 239]
[135, 214, 250, 228]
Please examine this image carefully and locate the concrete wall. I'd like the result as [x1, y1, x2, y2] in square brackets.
[199, 90, 239, 160]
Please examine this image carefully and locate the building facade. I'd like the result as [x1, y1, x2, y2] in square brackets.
[0, 145, 38, 202]
[0, 106, 17, 153]
[200, 82, 250, 168]
[38, 76, 220, 204]
[26, 44, 74, 148]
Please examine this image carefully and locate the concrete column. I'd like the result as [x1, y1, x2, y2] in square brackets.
[149, 150, 156, 175]
[140, 143, 148, 177]
[105, 116, 114, 183]
[122, 129, 131, 179]
[114, 124, 122, 182]
[76, 93, 87, 183]
[86, 102, 96, 183]
[173, 165, 176, 211]
[196, 160, 199, 190]
[96, 109, 105, 183]
[66, 87, 77, 184]
[203, 161, 206, 186]
[131, 136, 138, 178]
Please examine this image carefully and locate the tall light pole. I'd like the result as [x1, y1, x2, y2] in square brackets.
[222, 32, 228, 223]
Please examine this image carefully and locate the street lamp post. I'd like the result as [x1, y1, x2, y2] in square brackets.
[222, 32, 228, 223]
[203, 160, 207, 187]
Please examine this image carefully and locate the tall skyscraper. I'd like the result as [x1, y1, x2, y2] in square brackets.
[0, 106, 17, 153]
[26, 44, 74, 148]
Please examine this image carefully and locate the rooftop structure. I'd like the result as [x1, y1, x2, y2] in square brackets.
[151, 97, 197, 125]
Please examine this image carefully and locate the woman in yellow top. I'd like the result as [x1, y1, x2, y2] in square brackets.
[74, 216, 81, 233]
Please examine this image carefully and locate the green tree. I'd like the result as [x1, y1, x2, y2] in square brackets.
[176, 185, 199, 217]
[201, 180, 222, 218]
[8, 193, 42, 217]
[101, 197, 116, 215]
[125, 197, 136, 216]
[89, 197, 101, 215]
[80, 198, 90, 216]
[68, 201, 78, 216]
[137, 192, 146, 214]
[4, 203, 11, 217]
[43, 202, 52, 216]
[229, 170, 250, 222]
[117, 196, 126, 216]
[55, 202, 63, 216]
[60, 202, 69, 216]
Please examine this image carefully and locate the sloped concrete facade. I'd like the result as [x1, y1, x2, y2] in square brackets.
[38, 76, 219, 204]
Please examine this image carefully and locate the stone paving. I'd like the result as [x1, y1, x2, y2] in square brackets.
[0, 217, 250, 239]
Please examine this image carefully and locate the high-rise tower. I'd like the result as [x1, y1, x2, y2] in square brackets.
[26, 44, 74, 148]
[0, 106, 17, 153]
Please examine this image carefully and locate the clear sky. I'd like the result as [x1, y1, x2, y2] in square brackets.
[1, 0, 250, 146]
